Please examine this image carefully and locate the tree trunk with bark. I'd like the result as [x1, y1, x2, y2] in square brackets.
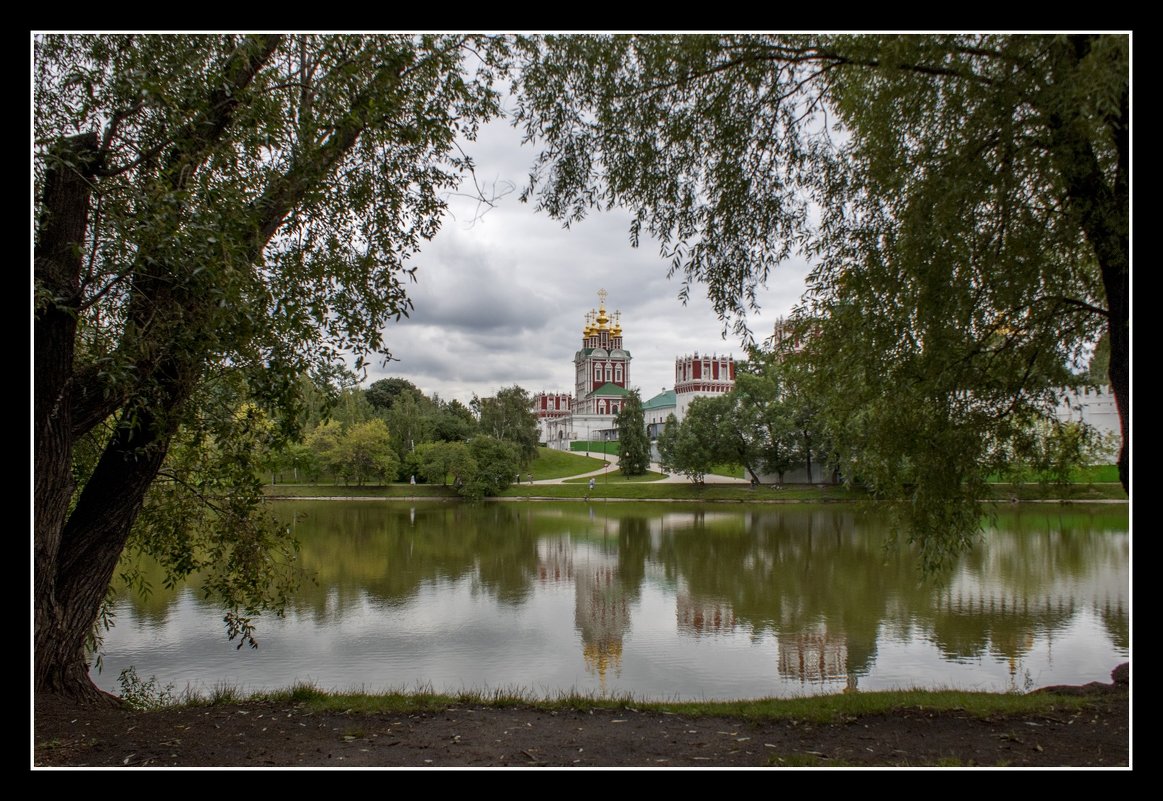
[34, 133, 110, 701]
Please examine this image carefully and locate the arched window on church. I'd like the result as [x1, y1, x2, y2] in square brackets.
[605, 364, 612, 382]
[615, 364, 622, 383]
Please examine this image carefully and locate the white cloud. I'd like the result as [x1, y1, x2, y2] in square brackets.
[367, 115, 812, 405]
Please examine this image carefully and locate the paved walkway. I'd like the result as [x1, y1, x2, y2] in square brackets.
[530, 451, 743, 485]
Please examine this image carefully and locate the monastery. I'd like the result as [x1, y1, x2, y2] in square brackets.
[533, 289, 736, 448]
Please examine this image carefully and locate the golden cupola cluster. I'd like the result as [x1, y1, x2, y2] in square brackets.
[582, 288, 622, 341]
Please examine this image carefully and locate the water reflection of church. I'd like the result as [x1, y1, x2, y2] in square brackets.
[537, 535, 632, 687]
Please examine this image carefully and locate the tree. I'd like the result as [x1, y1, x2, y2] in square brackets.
[34, 34, 507, 699]
[658, 401, 720, 484]
[615, 390, 649, 476]
[383, 390, 437, 473]
[515, 34, 1128, 566]
[655, 414, 682, 477]
[460, 436, 520, 500]
[698, 392, 768, 485]
[365, 378, 425, 413]
[414, 440, 476, 486]
[472, 386, 540, 465]
[432, 397, 479, 442]
[729, 357, 798, 483]
[334, 420, 400, 486]
[305, 420, 344, 481]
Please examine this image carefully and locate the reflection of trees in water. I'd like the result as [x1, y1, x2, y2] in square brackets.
[114, 502, 545, 621]
[935, 510, 1129, 661]
[657, 507, 906, 679]
[1100, 598, 1129, 652]
[928, 595, 1070, 662]
[111, 501, 1127, 672]
[655, 505, 1128, 681]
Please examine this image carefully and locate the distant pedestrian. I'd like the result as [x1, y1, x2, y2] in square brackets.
[410, 474, 416, 485]
[588, 478, 595, 491]
[527, 473, 533, 484]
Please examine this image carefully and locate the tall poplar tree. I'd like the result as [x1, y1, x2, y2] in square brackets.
[616, 390, 650, 476]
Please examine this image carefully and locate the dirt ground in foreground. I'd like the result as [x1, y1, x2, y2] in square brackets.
[33, 668, 1129, 769]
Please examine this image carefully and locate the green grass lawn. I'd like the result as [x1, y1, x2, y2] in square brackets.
[562, 469, 668, 483]
[987, 463, 1121, 484]
[263, 483, 458, 498]
[500, 482, 871, 501]
[529, 447, 608, 479]
[264, 479, 1125, 502]
[155, 680, 1108, 725]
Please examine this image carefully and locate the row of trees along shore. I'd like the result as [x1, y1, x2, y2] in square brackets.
[268, 377, 538, 500]
[36, 34, 1127, 700]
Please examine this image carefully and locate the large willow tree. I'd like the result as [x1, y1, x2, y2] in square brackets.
[34, 34, 508, 699]
[516, 34, 1128, 567]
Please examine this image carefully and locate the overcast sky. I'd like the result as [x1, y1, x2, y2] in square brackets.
[367, 109, 813, 406]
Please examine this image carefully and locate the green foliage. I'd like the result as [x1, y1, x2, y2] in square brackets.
[432, 398, 479, 442]
[1001, 418, 1117, 486]
[615, 390, 650, 476]
[655, 414, 681, 477]
[458, 436, 520, 500]
[383, 390, 437, 472]
[729, 348, 831, 483]
[570, 440, 620, 455]
[414, 440, 476, 486]
[334, 419, 399, 486]
[515, 34, 1128, 568]
[473, 386, 540, 466]
[129, 380, 302, 647]
[365, 378, 425, 412]
[657, 408, 717, 484]
[34, 34, 512, 691]
[305, 420, 344, 480]
[117, 666, 178, 711]
[1087, 333, 1111, 386]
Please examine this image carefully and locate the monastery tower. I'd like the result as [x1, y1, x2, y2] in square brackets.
[574, 289, 632, 416]
[535, 288, 736, 448]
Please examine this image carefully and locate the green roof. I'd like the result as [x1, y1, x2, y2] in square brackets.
[590, 383, 631, 397]
[642, 390, 676, 410]
[578, 348, 631, 358]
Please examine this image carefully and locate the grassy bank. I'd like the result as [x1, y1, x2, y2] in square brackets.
[528, 447, 609, 479]
[263, 480, 1126, 502]
[562, 469, 668, 483]
[138, 680, 1107, 725]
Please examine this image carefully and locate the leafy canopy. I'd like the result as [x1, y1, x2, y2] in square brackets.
[515, 34, 1128, 568]
[34, 34, 510, 691]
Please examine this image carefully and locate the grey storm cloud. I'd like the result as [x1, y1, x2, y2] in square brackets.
[365, 114, 811, 405]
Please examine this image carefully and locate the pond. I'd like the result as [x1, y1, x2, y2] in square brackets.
[91, 501, 1129, 701]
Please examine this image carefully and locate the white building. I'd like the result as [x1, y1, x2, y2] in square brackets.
[533, 289, 735, 449]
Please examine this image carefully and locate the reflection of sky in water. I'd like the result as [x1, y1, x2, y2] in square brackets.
[92, 507, 1129, 701]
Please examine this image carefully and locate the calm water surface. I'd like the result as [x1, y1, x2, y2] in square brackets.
[92, 501, 1129, 700]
